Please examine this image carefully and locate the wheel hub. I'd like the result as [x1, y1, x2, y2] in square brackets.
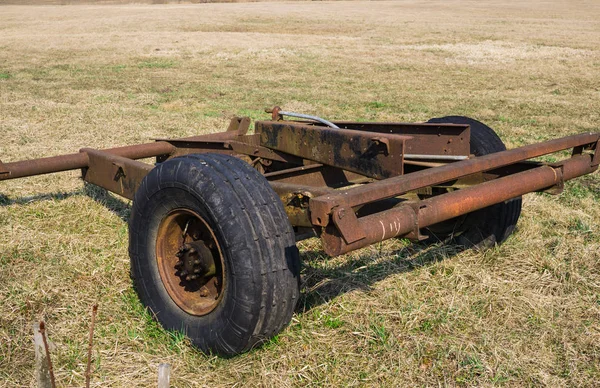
[174, 241, 216, 282]
[156, 209, 225, 316]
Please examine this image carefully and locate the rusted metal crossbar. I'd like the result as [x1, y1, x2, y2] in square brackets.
[0, 141, 175, 181]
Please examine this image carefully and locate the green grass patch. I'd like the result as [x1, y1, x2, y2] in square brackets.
[137, 60, 176, 69]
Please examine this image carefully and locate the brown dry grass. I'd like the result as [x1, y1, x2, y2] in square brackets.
[1, 1, 599, 386]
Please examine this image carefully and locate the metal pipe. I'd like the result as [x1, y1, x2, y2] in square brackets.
[321, 154, 597, 256]
[403, 154, 469, 161]
[278, 111, 340, 129]
[310, 132, 600, 225]
[0, 141, 175, 181]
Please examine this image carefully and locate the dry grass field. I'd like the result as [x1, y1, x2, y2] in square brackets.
[1, 0, 600, 386]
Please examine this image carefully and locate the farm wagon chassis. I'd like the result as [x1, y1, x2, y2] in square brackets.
[1, 108, 598, 356]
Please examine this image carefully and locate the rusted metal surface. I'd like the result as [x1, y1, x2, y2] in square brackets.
[156, 208, 225, 316]
[158, 135, 304, 165]
[257, 121, 409, 179]
[264, 164, 372, 187]
[270, 182, 335, 228]
[333, 121, 471, 157]
[320, 153, 598, 256]
[0, 141, 174, 181]
[310, 132, 600, 227]
[226, 116, 251, 135]
[81, 148, 153, 200]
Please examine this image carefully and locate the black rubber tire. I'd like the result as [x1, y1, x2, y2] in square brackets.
[128, 153, 300, 356]
[425, 116, 522, 248]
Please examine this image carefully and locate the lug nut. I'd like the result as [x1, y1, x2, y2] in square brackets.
[185, 275, 192, 281]
[194, 259, 201, 265]
[180, 270, 188, 277]
[189, 248, 197, 254]
[194, 268, 201, 274]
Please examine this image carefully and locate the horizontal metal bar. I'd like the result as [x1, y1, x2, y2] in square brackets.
[332, 121, 471, 157]
[269, 181, 335, 197]
[321, 153, 597, 256]
[264, 164, 323, 179]
[0, 141, 174, 181]
[310, 132, 600, 226]
[403, 154, 469, 161]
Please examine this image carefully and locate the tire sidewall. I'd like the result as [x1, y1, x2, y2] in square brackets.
[129, 161, 262, 355]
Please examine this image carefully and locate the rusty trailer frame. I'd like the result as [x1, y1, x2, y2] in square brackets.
[1, 109, 598, 356]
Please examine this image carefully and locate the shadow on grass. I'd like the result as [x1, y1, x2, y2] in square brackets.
[296, 241, 462, 313]
[0, 191, 76, 206]
[81, 182, 131, 222]
[0, 183, 131, 222]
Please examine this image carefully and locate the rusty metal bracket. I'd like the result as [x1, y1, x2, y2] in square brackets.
[80, 148, 153, 200]
[226, 116, 251, 136]
[543, 165, 565, 195]
[405, 203, 429, 241]
[331, 207, 367, 244]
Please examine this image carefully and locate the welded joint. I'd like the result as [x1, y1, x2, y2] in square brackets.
[542, 165, 565, 195]
[331, 207, 366, 244]
[405, 203, 429, 241]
